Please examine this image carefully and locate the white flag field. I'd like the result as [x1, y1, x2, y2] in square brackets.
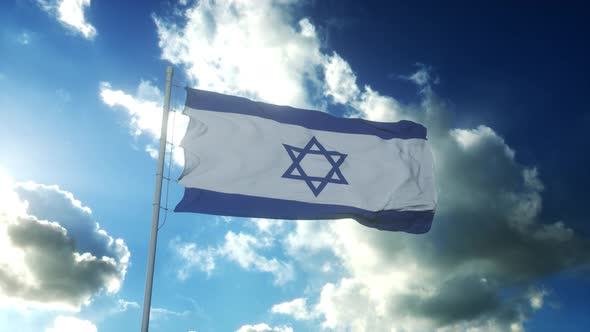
[175, 88, 437, 233]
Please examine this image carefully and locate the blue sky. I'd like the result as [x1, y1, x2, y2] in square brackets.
[1, 0, 589, 331]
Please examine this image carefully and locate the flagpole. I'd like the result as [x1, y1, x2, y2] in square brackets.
[141, 66, 174, 332]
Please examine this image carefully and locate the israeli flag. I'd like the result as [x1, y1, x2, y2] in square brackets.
[175, 88, 437, 233]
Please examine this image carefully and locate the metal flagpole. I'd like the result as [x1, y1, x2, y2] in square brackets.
[141, 66, 174, 332]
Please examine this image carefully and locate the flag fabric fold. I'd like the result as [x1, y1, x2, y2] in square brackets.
[175, 88, 437, 233]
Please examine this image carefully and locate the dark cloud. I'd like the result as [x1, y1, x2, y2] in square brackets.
[0, 182, 129, 310]
[402, 276, 510, 326]
[285, 70, 590, 331]
[359, 90, 589, 328]
[14, 184, 114, 259]
[149, 3, 590, 329]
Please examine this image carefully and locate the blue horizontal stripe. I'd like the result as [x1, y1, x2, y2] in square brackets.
[185, 88, 427, 140]
[174, 187, 434, 234]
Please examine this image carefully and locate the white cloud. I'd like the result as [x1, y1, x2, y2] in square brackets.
[153, 0, 324, 109]
[220, 231, 294, 285]
[103, 1, 590, 331]
[45, 316, 97, 332]
[451, 126, 515, 159]
[284, 220, 337, 255]
[400, 63, 439, 88]
[323, 52, 360, 105]
[171, 239, 216, 279]
[235, 323, 293, 332]
[281, 72, 590, 330]
[317, 277, 409, 332]
[250, 218, 286, 235]
[37, 0, 96, 39]
[219, 216, 233, 223]
[116, 299, 140, 312]
[103, 1, 329, 163]
[145, 145, 159, 159]
[99, 81, 188, 165]
[528, 289, 547, 310]
[99, 81, 162, 138]
[172, 231, 294, 285]
[0, 169, 129, 311]
[271, 297, 317, 320]
[287, 43, 587, 332]
[150, 307, 190, 321]
[353, 86, 404, 122]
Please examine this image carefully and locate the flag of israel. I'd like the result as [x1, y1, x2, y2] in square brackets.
[175, 88, 437, 233]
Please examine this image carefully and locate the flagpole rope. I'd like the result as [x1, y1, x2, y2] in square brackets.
[141, 66, 174, 332]
[158, 97, 180, 231]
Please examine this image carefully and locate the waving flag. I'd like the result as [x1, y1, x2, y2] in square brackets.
[175, 88, 437, 233]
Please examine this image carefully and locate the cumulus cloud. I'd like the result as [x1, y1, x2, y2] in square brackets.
[0, 171, 129, 311]
[45, 316, 97, 332]
[172, 231, 294, 285]
[99, 80, 188, 165]
[323, 52, 360, 105]
[281, 71, 590, 330]
[171, 238, 216, 279]
[235, 323, 293, 332]
[271, 297, 317, 320]
[37, 0, 97, 39]
[278, 72, 589, 331]
[250, 218, 287, 235]
[102, 0, 590, 330]
[153, 0, 323, 109]
[103, 1, 325, 163]
[220, 231, 295, 285]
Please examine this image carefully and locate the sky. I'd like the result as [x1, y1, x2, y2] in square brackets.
[0, 0, 589, 331]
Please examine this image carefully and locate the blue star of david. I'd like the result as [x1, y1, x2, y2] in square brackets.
[282, 136, 348, 196]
